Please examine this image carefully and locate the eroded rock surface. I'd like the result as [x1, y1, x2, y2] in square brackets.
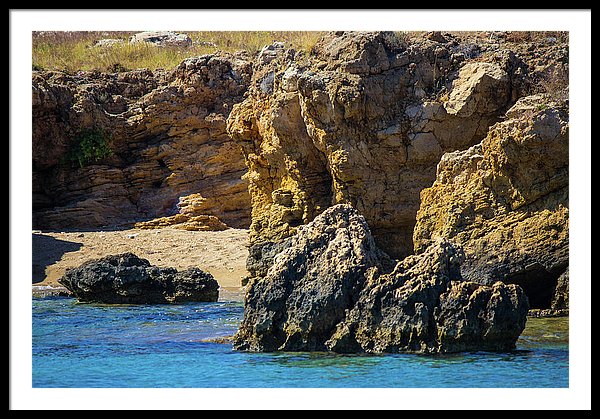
[58, 253, 219, 303]
[551, 268, 569, 312]
[227, 31, 533, 279]
[234, 205, 528, 353]
[34, 31, 568, 318]
[133, 213, 228, 231]
[33, 53, 252, 230]
[413, 94, 569, 310]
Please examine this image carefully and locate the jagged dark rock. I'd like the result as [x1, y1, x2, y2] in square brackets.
[234, 205, 528, 353]
[58, 253, 219, 304]
[234, 204, 386, 351]
[551, 268, 569, 312]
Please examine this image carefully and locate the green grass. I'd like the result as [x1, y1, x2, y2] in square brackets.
[32, 31, 326, 73]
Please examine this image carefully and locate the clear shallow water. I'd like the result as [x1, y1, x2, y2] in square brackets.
[32, 297, 568, 388]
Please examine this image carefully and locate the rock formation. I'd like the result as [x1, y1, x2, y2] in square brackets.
[413, 94, 569, 310]
[227, 31, 535, 280]
[234, 205, 528, 353]
[129, 31, 192, 48]
[33, 53, 252, 230]
[133, 213, 228, 231]
[33, 31, 568, 315]
[58, 253, 219, 303]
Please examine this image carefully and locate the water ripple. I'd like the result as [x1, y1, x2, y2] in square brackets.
[32, 297, 568, 388]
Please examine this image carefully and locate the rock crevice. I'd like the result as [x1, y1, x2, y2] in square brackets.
[413, 94, 569, 311]
[34, 31, 569, 321]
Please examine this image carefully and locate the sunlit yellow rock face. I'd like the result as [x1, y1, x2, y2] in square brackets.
[413, 94, 569, 309]
[227, 31, 529, 277]
[33, 31, 569, 313]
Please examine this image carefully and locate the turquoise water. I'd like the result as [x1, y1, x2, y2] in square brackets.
[32, 297, 568, 388]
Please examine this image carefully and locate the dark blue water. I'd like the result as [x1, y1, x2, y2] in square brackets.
[32, 297, 568, 388]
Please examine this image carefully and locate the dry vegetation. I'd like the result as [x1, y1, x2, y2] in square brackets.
[32, 31, 326, 73]
[33, 30, 569, 75]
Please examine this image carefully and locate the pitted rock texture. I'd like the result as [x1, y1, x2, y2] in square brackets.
[33, 53, 252, 230]
[413, 94, 569, 310]
[233, 205, 528, 353]
[58, 252, 219, 304]
[227, 31, 536, 279]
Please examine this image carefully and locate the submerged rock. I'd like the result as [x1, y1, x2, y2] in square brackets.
[32, 285, 71, 298]
[58, 253, 218, 304]
[234, 205, 528, 353]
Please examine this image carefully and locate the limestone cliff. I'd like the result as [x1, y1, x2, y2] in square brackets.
[413, 94, 569, 310]
[227, 31, 539, 278]
[33, 53, 252, 230]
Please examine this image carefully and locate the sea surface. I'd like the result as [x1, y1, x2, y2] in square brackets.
[32, 296, 568, 388]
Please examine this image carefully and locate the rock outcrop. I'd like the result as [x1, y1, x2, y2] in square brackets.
[227, 31, 533, 280]
[33, 31, 569, 317]
[234, 205, 528, 353]
[129, 31, 192, 48]
[133, 213, 228, 231]
[33, 53, 252, 230]
[58, 253, 219, 303]
[413, 94, 569, 310]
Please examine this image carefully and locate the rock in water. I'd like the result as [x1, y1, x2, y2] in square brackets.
[234, 205, 528, 353]
[328, 242, 528, 353]
[234, 204, 386, 351]
[58, 253, 218, 304]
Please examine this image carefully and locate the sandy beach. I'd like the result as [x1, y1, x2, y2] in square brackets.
[32, 227, 250, 298]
